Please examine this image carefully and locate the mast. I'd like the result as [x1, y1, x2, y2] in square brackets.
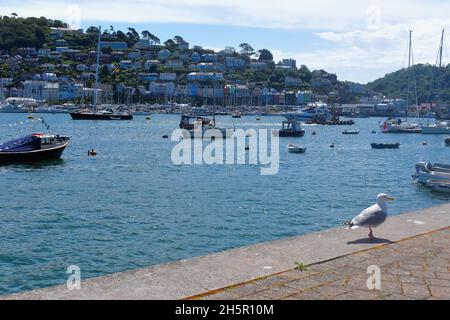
[93, 26, 102, 110]
[438, 29, 445, 68]
[213, 72, 216, 126]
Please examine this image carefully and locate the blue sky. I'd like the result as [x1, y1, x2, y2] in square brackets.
[2, 0, 450, 83]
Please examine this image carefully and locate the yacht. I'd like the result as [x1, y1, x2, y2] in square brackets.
[283, 102, 330, 122]
[0, 104, 29, 113]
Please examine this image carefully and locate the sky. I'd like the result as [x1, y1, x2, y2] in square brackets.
[2, 0, 450, 83]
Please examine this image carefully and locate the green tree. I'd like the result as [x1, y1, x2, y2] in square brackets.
[257, 49, 273, 61]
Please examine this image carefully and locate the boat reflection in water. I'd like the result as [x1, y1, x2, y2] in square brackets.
[0, 134, 70, 164]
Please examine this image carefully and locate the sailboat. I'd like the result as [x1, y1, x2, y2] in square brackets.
[381, 31, 422, 134]
[422, 29, 450, 134]
[70, 27, 133, 120]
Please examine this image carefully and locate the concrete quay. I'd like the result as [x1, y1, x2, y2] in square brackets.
[2, 203, 450, 300]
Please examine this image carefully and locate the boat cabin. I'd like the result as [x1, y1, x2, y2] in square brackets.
[180, 115, 213, 131]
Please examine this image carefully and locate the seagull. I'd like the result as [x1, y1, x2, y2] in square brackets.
[344, 194, 395, 239]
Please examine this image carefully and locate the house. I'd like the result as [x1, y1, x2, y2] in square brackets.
[149, 82, 176, 95]
[73, 52, 89, 61]
[201, 53, 218, 62]
[225, 57, 246, 70]
[296, 91, 312, 104]
[165, 59, 184, 69]
[59, 82, 84, 100]
[38, 48, 51, 58]
[127, 51, 141, 60]
[145, 60, 160, 70]
[250, 61, 267, 71]
[189, 63, 225, 72]
[138, 73, 159, 81]
[191, 52, 201, 63]
[99, 41, 128, 50]
[285, 77, 302, 86]
[40, 63, 56, 71]
[119, 60, 133, 69]
[54, 39, 68, 47]
[187, 72, 224, 81]
[41, 73, 58, 82]
[159, 73, 177, 81]
[48, 51, 62, 60]
[55, 47, 71, 53]
[158, 49, 171, 61]
[278, 58, 296, 69]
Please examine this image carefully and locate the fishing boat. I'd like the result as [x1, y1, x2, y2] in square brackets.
[371, 143, 400, 149]
[287, 144, 306, 154]
[342, 130, 360, 135]
[70, 27, 133, 121]
[415, 166, 450, 184]
[277, 120, 305, 137]
[380, 31, 421, 134]
[0, 134, 70, 164]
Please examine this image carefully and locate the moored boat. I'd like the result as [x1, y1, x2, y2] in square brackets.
[232, 111, 242, 118]
[0, 134, 70, 164]
[421, 121, 450, 134]
[371, 143, 400, 149]
[425, 180, 450, 194]
[287, 144, 306, 154]
[277, 120, 305, 137]
[342, 130, 360, 135]
[446, 138, 450, 146]
[70, 108, 133, 120]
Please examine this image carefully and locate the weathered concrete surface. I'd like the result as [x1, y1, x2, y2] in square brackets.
[194, 227, 450, 300]
[2, 203, 450, 300]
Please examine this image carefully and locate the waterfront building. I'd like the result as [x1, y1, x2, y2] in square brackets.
[99, 41, 128, 50]
[149, 82, 176, 96]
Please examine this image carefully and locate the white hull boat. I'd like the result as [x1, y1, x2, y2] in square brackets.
[425, 180, 450, 194]
[287, 144, 307, 154]
[421, 121, 450, 134]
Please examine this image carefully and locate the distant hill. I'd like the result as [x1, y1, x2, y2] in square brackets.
[366, 64, 450, 104]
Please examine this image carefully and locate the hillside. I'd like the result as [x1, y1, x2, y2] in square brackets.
[366, 64, 450, 104]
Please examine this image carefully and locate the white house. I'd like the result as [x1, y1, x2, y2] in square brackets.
[250, 61, 267, 71]
[159, 73, 177, 81]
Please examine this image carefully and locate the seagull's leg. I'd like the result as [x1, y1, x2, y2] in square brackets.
[368, 226, 374, 239]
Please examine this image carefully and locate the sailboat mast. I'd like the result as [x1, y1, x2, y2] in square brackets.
[438, 29, 445, 68]
[93, 26, 102, 110]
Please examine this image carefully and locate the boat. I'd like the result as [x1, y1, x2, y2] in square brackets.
[380, 31, 421, 134]
[425, 180, 450, 194]
[232, 111, 242, 118]
[415, 165, 450, 184]
[0, 133, 70, 164]
[415, 162, 450, 175]
[70, 108, 133, 120]
[282, 102, 330, 122]
[277, 120, 305, 137]
[380, 118, 422, 134]
[70, 27, 133, 121]
[287, 144, 306, 154]
[371, 143, 400, 149]
[0, 104, 29, 113]
[421, 121, 450, 134]
[342, 130, 360, 135]
[446, 138, 450, 146]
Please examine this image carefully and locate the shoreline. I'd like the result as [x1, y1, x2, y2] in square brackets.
[2, 203, 449, 300]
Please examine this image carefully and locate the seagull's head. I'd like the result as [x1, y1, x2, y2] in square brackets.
[377, 194, 395, 203]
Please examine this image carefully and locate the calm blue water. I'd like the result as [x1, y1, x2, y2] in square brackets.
[0, 114, 449, 295]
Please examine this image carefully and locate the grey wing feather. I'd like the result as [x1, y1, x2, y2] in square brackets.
[352, 204, 387, 227]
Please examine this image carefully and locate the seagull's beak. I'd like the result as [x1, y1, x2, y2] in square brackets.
[387, 196, 395, 201]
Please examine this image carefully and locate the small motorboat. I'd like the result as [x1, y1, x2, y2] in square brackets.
[446, 138, 450, 146]
[0, 133, 70, 164]
[287, 144, 306, 154]
[232, 111, 242, 118]
[256, 117, 261, 121]
[342, 130, 360, 135]
[415, 162, 450, 175]
[371, 143, 400, 149]
[278, 120, 305, 137]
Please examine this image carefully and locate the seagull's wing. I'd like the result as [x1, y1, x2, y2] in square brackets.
[352, 204, 386, 227]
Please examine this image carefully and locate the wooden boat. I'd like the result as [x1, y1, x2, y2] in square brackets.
[0, 134, 70, 164]
[371, 143, 400, 149]
[287, 144, 306, 154]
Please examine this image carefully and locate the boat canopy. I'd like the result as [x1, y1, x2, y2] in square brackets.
[0, 135, 41, 152]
